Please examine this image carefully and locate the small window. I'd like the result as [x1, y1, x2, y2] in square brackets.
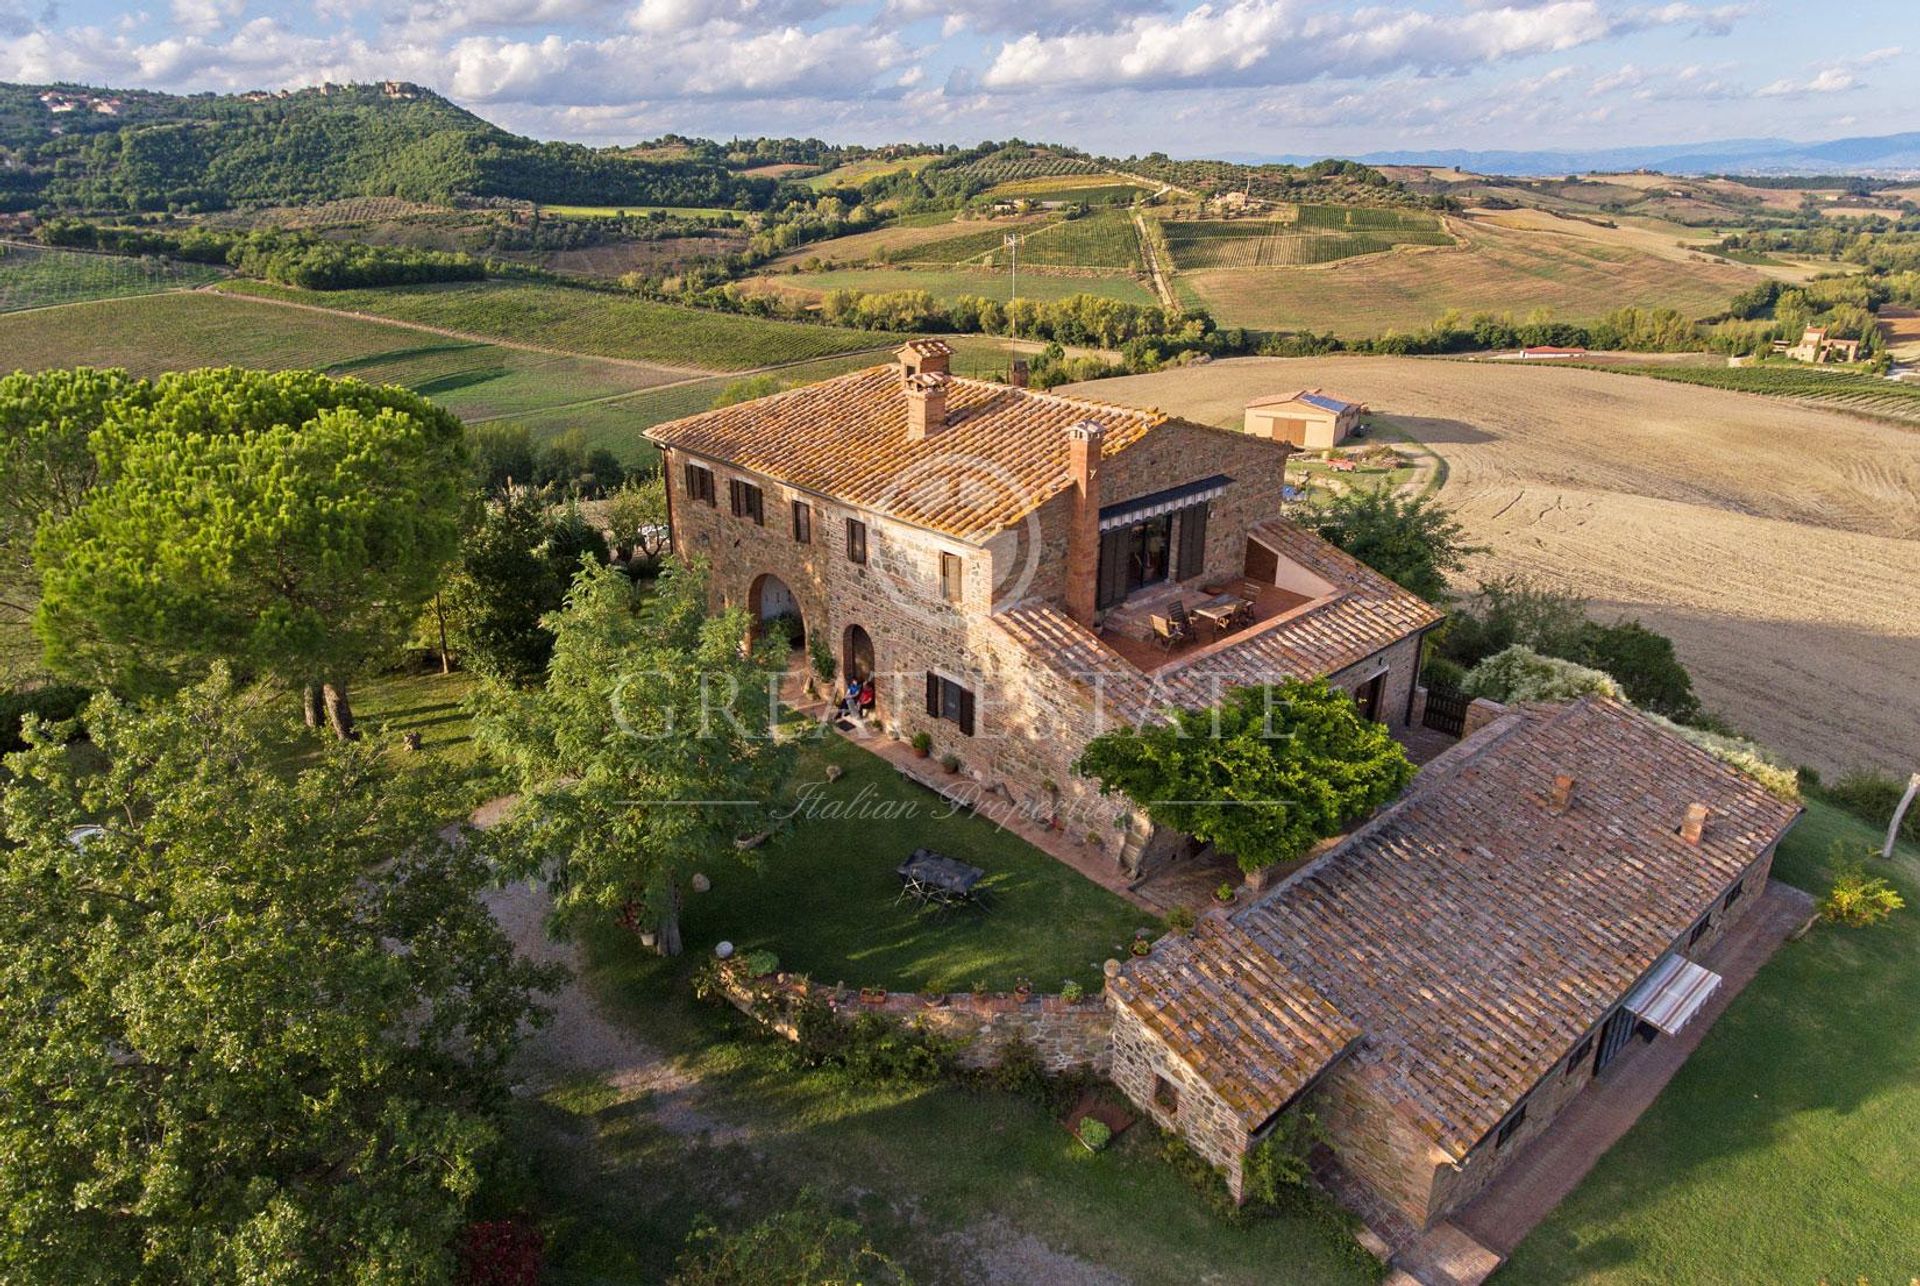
[924, 672, 976, 736]
[1689, 914, 1712, 947]
[728, 478, 763, 525]
[684, 461, 716, 507]
[791, 500, 812, 544]
[1723, 879, 1745, 911]
[1153, 1073, 1179, 1114]
[1495, 1102, 1527, 1149]
[939, 551, 964, 603]
[1565, 1037, 1594, 1075]
[846, 517, 868, 565]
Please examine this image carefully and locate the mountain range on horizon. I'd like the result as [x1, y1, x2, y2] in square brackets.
[1218, 131, 1920, 178]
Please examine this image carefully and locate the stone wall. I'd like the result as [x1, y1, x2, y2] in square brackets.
[1461, 696, 1508, 738]
[710, 962, 1114, 1075]
[1109, 1002, 1253, 1198]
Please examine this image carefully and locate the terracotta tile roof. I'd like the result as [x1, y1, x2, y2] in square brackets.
[1110, 916, 1361, 1128]
[1234, 697, 1802, 1158]
[992, 518, 1442, 714]
[642, 365, 1169, 540]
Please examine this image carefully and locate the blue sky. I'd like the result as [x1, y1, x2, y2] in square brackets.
[3, 1, 1915, 155]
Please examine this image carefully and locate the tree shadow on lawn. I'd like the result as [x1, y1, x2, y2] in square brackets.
[673, 742, 1151, 994]
[1499, 806, 1920, 1282]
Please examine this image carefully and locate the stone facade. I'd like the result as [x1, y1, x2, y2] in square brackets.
[712, 963, 1114, 1074]
[1311, 840, 1783, 1228]
[1109, 1001, 1256, 1197]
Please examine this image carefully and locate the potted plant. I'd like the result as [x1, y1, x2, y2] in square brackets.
[919, 983, 947, 1009]
[940, 752, 962, 774]
[1213, 882, 1236, 906]
[859, 985, 888, 1005]
[1077, 1117, 1112, 1152]
[911, 731, 932, 758]
[1060, 980, 1085, 1005]
[1013, 976, 1032, 1000]
[1129, 938, 1152, 957]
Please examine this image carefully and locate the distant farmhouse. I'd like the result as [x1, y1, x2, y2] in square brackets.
[1776, 325, 1861, 364]
[1242, 389, 1366, 449]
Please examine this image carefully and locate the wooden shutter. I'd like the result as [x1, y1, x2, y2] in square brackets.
[728, 478, 743, 517]
[1095, 526, 1130, 609]
[1176, 503, 1209, 581]
[925, 671, 939, 718]
[956, 685, 975, 736]
[792, 500, 811, 543]
[848, 518, 867, 565]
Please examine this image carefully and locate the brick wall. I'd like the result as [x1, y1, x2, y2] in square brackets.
[711, 963, 1114, 1074]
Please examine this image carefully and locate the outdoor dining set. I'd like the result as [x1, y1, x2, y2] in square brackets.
[1149, 590, 1256, 652]
[896, 847, 990, 914]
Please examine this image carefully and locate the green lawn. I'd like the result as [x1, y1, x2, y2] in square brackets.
[0, 243, 226, 313]
[680, 734, 1150, 993]
[214, 279, 902, 370]
[1500, 798, 1920, 1283]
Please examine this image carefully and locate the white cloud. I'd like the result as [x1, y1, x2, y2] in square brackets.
[1757, 66, 1856, 97]
[169, 0, 244, 36]
[885, 0, 1165, 37]
[982, 1, 1744, 92]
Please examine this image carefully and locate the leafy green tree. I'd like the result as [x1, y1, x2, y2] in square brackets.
[0, 669, 554, 1283]
[473, 558, 794, 955]
[1572, 619, 1699, 721]
[443, 491, 570, 685]
[33, 368, 467, 738]
[1074, 680, 1415, 873]
[0, 367, 148, 624]
[605, 474, 669, 566]
[468, 422, 537, 493]
[1306, 485, 1482, 604]
[1460, 645, 1623, 704]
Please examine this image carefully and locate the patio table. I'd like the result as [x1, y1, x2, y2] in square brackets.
[896, 848, 987, 910]
[1191, 593, 1250, 636]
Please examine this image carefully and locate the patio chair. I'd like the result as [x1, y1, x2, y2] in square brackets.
[1149, 613, 1191, 652]
[1168, 600, 1194, 635]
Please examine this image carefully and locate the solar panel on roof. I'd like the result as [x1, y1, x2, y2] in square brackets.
[1298, 393, 1354, 413]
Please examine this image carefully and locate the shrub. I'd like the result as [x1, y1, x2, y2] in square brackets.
[741, 950, 779, 979]
[1573, 619, 1700, 721]
[671, 1190, 904, 1286]
[1643, 713, 1801, 801]
[0, 684, 90, 751]
[1240, 1110, 1322, 1207]
[1078, 1118, 1113, 1151]
[1167, 905, 1197, 935]
[1821, 855, 1906, 927]
[1420, 654, 1467, 693]
[1059, 979, 1085, 1004]
[1822, 769, 1920, 845]
[1461, 645, 1622, 705]
[783, 999, 956, 1083]
[1442, 575, 1589, 666]
[1306, 486, 1482, 604]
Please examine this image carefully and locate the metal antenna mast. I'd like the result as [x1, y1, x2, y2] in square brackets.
[1004, 233, 1018, 302]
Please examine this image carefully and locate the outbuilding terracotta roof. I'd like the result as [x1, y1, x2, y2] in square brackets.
[1232, 697, 1802, 1158]
[993, 518, 1442, 713]
[642, 365, 1170, 540]
[1111, 917, 1361, 1128]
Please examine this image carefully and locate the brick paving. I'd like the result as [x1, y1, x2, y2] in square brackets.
[1447, 878, 1818, 1259]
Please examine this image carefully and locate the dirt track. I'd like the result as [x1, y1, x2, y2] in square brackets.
[1074, 356, 1920, 775]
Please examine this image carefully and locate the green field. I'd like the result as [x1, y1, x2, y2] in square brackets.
[1504, 799, 1920, 1283]
[987, 175, 1152, 205]
[0, 243, 227, 313]
[763, 266, 1156, 308]
[805, 153, 943, 191]
[1572, 360, 1920, 425]
[1162, 205, 1451, 270]
[214, 279, 901, 370]
[0, 291, 689, 464]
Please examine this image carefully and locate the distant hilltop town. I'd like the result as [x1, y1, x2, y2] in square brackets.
[37, 90, 121, 115]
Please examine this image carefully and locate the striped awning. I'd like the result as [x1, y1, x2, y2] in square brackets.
[1625, 955, 1722, 1035]
[1098, 474, 1231, 532]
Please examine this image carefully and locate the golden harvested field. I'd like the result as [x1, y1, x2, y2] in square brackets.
[1176, 218, 1762, 335]
[769, 212, 1047, 268]
[1880, 307, 1920, 361]
[1071, 356, 1920, 774]
[1466, 207, 1718, 262]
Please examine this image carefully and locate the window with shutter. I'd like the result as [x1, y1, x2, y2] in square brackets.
[846, 518, 868, 565]
[1095, 527, 1130, 610]
[1176, 502, 1209, 581]
[792, 500, 811, 543]
[728, 479, 763, 525]
[924, 671, 939, 718]
[685, 462, 716, 506]
[924, 672, 977, 736]
[939, 552, 963, 603]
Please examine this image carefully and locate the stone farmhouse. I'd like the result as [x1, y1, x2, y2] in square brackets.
[1242, 388, 1366, 449]
[645, 340, 1441, 877]
[1776, 325, 1862, 364]
[1108, 696, 1801, 1228]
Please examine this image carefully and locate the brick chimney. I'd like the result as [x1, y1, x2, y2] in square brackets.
[1009, 358, 1030, 388]
[1680, 802, 1709, 845]
[1065, 420, 1105, 627]
[905, 372, 949, 440]
[1550, 773, 1575, 812]
[897, 338, 952, 378]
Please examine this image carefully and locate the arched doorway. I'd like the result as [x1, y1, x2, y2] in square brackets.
[842, 623, 875, 683]
[747, 573, 803, 651]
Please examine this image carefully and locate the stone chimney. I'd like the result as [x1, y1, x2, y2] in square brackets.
[905, 372, 949, 440]
[1009, 358, 1030, 389]
[1550, 773, 1575, 813]
[1065, 420, 1105, 627]
[897, 338, 952, 378]
[1680, 802, 1709, 845]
